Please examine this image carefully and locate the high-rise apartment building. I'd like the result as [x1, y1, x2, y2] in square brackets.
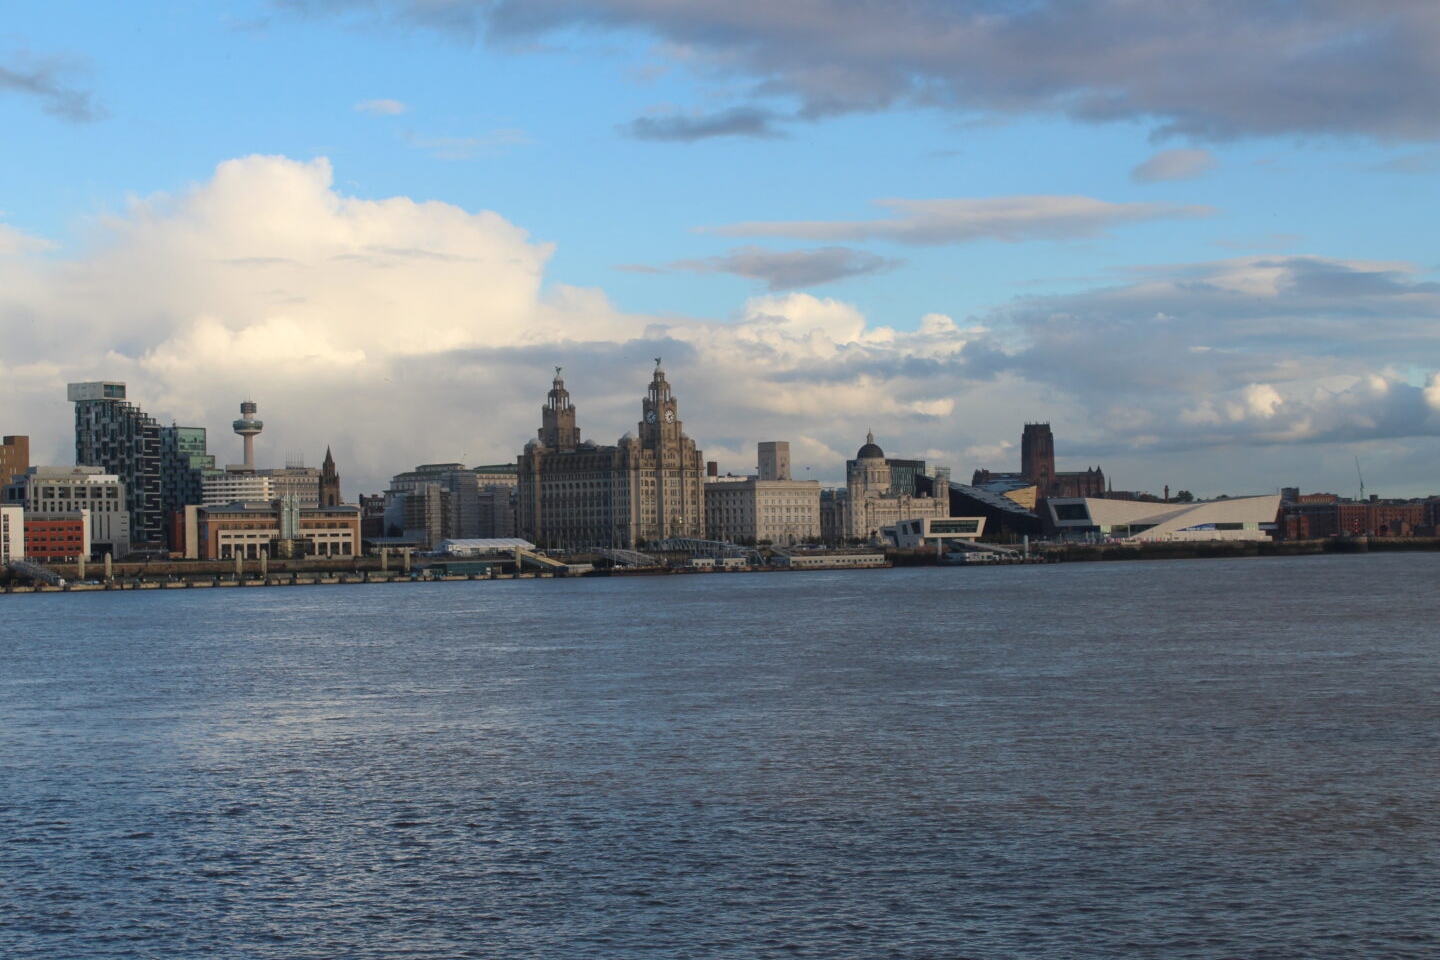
[69, 382, 163, 549]
[68, 381, 216, 552]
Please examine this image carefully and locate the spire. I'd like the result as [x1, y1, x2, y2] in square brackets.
[320, 446, 341, 506]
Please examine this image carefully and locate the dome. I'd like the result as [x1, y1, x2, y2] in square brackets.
[856, 430, 885, 460]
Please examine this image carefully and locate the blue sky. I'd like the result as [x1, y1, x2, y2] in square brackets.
[4, 1, 1440, 498]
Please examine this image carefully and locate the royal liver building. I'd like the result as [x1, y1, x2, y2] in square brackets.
[517, 361, 706, 549]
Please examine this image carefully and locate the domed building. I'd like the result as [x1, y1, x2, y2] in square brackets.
[822, 431, 950, 544]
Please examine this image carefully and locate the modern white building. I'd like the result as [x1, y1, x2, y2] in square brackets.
[4, 466, 130, 557]
[883, 515, 987, 549]
[202, 472, 275, 505]
[1045, 495, 1282, 542]
[0, 504, 22, 562]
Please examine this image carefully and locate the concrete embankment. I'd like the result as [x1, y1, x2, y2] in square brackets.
[1036, 536, 1440, 563]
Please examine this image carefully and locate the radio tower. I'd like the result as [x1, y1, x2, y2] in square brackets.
[232, 400, 264, 470]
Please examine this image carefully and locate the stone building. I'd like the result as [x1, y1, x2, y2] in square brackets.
[517, 362, 706, 549]
[705, 442, 821, 546]
[822, 432, 949, 544]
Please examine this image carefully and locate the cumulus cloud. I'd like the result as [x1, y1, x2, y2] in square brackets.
[6, 155, 1440, 500]
[709, 196, 1212, 246]
[1, 51, 104, 122]
[355, 98, 409, 116]
[987, 255, 1440, 456]
[0, 223, 57, 257]
[283, 0, 1440, 142]
[1132, 148, 1217, 183]
[652, 245, 901, 290]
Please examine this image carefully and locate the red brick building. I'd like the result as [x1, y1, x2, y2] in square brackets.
[22, 514, 89, 561]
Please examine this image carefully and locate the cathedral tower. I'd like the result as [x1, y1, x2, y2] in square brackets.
[1021, 422, 1055, 493]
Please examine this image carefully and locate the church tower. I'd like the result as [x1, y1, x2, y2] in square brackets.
[540, 367, 581, 452]
[1021, 422, 1055, 494]
[320, 446, 342, 506]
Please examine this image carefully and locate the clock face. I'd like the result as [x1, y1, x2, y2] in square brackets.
[645, 410, 658, 423]
[664, 410, 675, 423]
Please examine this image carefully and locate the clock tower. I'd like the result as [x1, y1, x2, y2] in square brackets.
[639, 357, 681, 448]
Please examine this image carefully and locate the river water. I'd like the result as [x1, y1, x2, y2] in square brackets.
[3, 554, 1438, 958]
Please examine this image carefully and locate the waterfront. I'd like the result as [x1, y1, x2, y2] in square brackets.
[3, 554, 1438, 958]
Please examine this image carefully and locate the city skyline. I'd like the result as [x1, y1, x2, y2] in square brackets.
[4, 2, 1440, 499]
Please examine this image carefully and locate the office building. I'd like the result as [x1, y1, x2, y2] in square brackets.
[0, 504, 22, 563]
[5, 466, 130, 557]
[517, 362, 706, 549]
[705, 441, 821, 546]
[821, 432, 949, 544]
[1, 435, 29, 485]
[179, 501, 361, 559]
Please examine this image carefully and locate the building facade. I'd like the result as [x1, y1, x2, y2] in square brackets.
[21, 513, 90, 562]
[0, 504, 22, 562]
[5, 466, 130, 557]
[1, 435, 29, 485]
[704, 441, 821, 545]
[68, 381, 216, 552]
[517, 363, 706, 549]
[181, 501, 361, 559]
[1045, 495, 1281, 541]
[203, 473, 275, 505]
[973, 422, 1106, 500]
[824, 432, 949, 544]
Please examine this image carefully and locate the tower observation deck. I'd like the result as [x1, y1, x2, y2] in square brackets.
[232, 400, 263, 470]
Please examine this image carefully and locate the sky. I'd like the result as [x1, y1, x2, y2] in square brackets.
[3, 0, 1440, 499]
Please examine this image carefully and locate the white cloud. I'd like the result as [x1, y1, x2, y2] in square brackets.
[401, 127, 534, 159]
[709, 196, 1213, 246]
[0, 222, 56, 256]
[1131, 148, 1217, 184]
[354, 98, 409, 116]
[5, 156, 1440, 499]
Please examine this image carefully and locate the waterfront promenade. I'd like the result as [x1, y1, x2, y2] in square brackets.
[5, 535, 1440, 595]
